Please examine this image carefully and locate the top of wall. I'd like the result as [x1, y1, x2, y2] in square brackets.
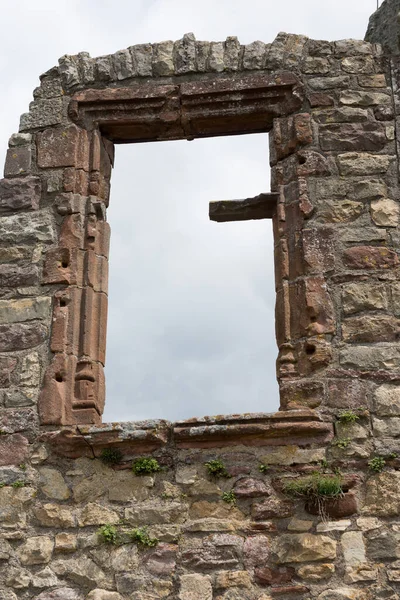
[365, 0, 400, 54]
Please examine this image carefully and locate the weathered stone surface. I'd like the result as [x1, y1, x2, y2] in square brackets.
[261, 446, 326, 465]
[340, 90, 391, 106]
[255, 565, 295, 585]
[0, 297, 51, 324]
[181, 534, 243, 570]
[189, 501, 244, 520]
[215, 570, 252, 588]
[78, 502, 119, 527]
[372, 416, 400, 437]
[0, 177, 41, 212]
[342, 315, 400, 343]
[37, 126, 88, 169]
[31, 566, 58, 588]
[374, 385, 400, 416]
[179, 574, 212, 600]
[371, 198, 399, 227]
[4, 147, 31, 176]
[317, 590, 366, 600]
[125, 502, 186, 525]
[52, 558, 107, 588]
[319, 122, 386, 151]
[337, 153, 393, 175]
[5, 567, 31, 588]
[342, 283, 388, 314]
[0, 212, 55, 244]
[55, 533, 77, 553]
[174, 33, 196, 74]
[340, 345, 400, 371]
[0, 323, 47, 352]
[145, 543, 176, 576]
[252, 496, 294, 520]
[39, 467, 70, 500]
[362, 472, 400, 516]
[153, 41, 174, 76]
[343, 246, 399, 270]
[34, 589, 83, 600]
[297, 563, 335, 581]
[0, 433, 29, 466]
[341, 532, 366, 566]
[209, 42, 225, 72]
[87, 592, 122, 600]
[18, 536, 54, 565]
[365, 527, 400, 560]
[35, 503, 76, 528]
[275, 534, 337, 563]
[233, 477, 271, 497]
[243, 534, 269, 568]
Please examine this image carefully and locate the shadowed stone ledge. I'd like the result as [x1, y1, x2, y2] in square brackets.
[40, 410, 333, 457]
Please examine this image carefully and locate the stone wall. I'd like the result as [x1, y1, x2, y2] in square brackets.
[366, 0, 400, 54]
[2, 1, 400, 598]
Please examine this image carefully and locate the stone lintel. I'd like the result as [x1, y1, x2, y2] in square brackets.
[209, 193, 278, 222]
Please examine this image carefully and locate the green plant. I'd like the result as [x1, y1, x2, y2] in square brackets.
[388, 452, 398, 460]
[132, 457, 161, 475]
[337, 409, 359, 424]
[19, 464, 27, 471]
[204, 459, 230, 478]
[332, 437, 350, 449]
[98, 524, 119, 545]
[100, 448, 123, 465]
[11, 480, 25, 488]
[368, 456, 386, 473]
[283, 472, 343, 500]
[129, 527, 158, 548]
[320, 458, 329, 472]
[222, 490, 237, 505]
[0, 483, 5, 488]
[259, 463, 269, 473]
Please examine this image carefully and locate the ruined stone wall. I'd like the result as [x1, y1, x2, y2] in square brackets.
[1, 7, 400, 600]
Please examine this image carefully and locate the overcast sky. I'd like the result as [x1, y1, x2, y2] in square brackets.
[0, 0, 377, 422]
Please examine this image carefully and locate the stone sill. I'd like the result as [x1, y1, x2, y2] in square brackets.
[41, 409, 333, 458]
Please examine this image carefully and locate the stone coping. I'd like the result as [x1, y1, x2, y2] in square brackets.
[40, 409, 333, 458]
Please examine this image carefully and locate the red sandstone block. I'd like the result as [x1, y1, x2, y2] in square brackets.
[289, 277, 335, 339]
[4, 147, 31, 177]
[343, 246, 399, 270]
[0, 433, 29, 466]
[37, 125, 89, 170]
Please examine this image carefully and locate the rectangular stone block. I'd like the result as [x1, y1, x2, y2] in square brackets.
[0, 323, 47, 351]
[342, 315, 400, 343]
[337, 153, 394, 176]
[19, 98, 63, 131]
[343, 246, 398, 270]
[319, 122, 386, 152]
[0, 297, 51, 324]
[342, 283, 388, 315]
[313, 107, 368, 123]
[340, 345, 400, 370]
[4, 147, 31, 177]
[289, 277, 335, 339]
[372, 416, 400, 437]
[0, 264, 39, 288]
[0, 212, 55, 244]
[37, 125, 89, 170]
[0, 177, 41, 212]
[374, 385, 400, 416]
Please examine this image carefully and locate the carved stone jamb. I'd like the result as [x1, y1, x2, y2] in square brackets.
[38, 125, 113, 425]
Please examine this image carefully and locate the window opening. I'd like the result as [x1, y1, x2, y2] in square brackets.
[103, 133, 278, 422]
